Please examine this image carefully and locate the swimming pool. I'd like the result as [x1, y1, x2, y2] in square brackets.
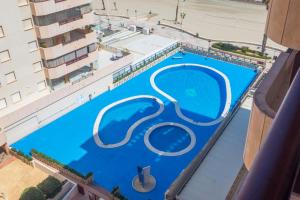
[12, 52, 257, 200]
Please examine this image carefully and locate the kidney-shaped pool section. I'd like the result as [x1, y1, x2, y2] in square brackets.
[151, 64, 231, 126]
[93, 95, 164, 148]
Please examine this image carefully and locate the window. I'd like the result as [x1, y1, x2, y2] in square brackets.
[64, 52, 76, 63]
[28, 41, 38, 52]
[0, 26, 4, 38]
[6, 72, 16, 84]
[33, 61, 43, 72]
[46, 56, 64, 68]
[0, 98, 7, 110]
[22, 18, 33, 30]
[17, 0, 28, 6]
[11, 92, 21, 103]
[0, 50, 10, 63]
[76, 47, 88, 58]
[88, 43, 96, 53]
[37, 80, 46, 91]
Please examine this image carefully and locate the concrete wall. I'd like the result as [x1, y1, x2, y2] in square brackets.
[0, 0, 48, 113]
[0, 53, 135, 145]
[0, 131, 6, 146]
[4, 74, 112, 145]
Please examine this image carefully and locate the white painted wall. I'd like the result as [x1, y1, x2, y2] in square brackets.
[0, 0, 48, 112]
[5, 74, 112, 145]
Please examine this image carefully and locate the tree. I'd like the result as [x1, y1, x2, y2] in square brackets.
[20, 187, 45, 200]
[175, 0, 179, 23]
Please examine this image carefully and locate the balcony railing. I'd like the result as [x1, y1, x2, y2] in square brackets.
[30, 0, 92, 16]
[237, 50, 300, 200]
[30, 0, 73, 3]
[65, 54, 88, 65]
[58, 15, 83, 25]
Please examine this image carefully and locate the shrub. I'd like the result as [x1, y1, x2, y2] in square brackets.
[212, 42, 270, 59]
[20, 187, 45, 200]
[31, 149, 92, 180]
[212, 43, 238, 52]
[111, 186, 128, 200]
[11, 148, 32, 162]
[37, 176, 62, 199]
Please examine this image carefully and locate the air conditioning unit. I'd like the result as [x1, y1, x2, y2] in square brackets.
[143, 27, 150, 35]
[128, 25, 137, 32]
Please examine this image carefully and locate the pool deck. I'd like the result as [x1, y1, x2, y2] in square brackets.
[109, 34, 178, 61]
[178, 97, 253, 200]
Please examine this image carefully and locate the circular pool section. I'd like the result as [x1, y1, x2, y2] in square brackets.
[144, 122, 196, 156]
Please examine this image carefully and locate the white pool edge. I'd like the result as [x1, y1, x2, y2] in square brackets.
[150, 63, 232, 126]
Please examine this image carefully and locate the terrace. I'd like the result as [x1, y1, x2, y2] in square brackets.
[11, 47, 258, 200]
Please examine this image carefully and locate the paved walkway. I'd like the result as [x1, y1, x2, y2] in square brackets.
[179, 97, 253, 200]
[0, 159, 48, 200]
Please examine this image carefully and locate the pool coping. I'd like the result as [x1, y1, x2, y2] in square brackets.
[165, 68, 261, 200]
[144, 122, 196, 157]
[150, 63, 232, 126]
[93, 95, 164, 148]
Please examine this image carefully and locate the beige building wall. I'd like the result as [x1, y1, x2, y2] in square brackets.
[30, 0, 97, 90]
[0, 0, 49, 117]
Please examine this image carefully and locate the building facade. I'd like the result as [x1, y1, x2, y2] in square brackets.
[0, 0, 49, 115]
[0, 0, 97, 115]
[30, 0, 98, 90]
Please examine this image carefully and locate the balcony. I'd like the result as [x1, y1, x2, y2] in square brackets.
[237, 50, 300, 200]
[35, 12, 94, 39]
[40, 31, 96, 60]
[30, 0, 92, 16]
[44, 50, 97, 79]
[243, 50, 298, 169]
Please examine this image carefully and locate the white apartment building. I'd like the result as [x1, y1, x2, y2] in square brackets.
[0, 0, 97, 115]
[0, 0, 49, 115]
[30, 0, 98, 90]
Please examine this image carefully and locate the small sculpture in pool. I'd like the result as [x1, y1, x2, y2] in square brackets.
[132, 166, 156, 192]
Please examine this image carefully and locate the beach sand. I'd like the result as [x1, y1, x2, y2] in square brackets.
[93, 0, 282, 45]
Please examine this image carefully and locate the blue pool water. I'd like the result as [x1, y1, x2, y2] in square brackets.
[149, 125, 191, 152]
[99, 98, 160, 144]
[12, 52, 257, 200]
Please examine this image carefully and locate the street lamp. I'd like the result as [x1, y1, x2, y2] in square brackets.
[175, 0, 179, 23]
[175, 0, 186, 24]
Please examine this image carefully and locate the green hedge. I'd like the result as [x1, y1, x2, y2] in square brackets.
[20, 187, 45, 200]
[212, 43, 239, 52]
[31, 149, 93, 180]
[11, 148, 33, 162]
[212, 42, 270, 59]
[37, 176, 62, 199]
[111, 186, 128, 200]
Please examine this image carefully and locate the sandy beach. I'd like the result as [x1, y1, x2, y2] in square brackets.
[91, 0, 283, 48]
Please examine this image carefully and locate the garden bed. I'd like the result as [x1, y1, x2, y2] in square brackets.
[212, 42, 271, 60]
